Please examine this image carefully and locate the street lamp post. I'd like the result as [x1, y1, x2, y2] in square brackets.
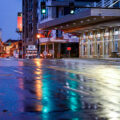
[37, 34, 40, 58]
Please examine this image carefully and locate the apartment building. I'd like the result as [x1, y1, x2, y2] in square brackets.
[4, 40, 23, 58]
[22, 0, 38, 57]
[0, 29, 5, 57]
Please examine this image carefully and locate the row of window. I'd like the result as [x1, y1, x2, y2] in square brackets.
[81, 35, 119, 43]
[81, 42, 119, 56]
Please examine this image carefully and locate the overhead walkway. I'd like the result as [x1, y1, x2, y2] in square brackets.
[38, 8, 120, 34]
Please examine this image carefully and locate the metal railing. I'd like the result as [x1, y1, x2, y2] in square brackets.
[96, 0, 119, 8]
[75, 0, 120, 14]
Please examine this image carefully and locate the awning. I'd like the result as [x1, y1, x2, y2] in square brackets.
[38, 8, 120, 34]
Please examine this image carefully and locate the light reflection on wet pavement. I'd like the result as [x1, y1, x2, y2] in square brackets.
[0, 58, 120, 120]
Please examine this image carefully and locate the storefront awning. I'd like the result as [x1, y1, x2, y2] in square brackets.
[38, 8, 120, 34]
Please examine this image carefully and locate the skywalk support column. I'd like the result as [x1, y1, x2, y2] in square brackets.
[110, 28, 114, 53]
[118, 27, 120, 55]
[106, 29, 109, 57]
[94, 32, 97, 58]
[58, 43, 61, 58]
[53, 43, 54, 59]
[45, 44, 47, 58]
[86, 34, 90, 58]
[101, 30, 104, 58]
[81, 40, 83, 57]
[79, 37, 81, 58]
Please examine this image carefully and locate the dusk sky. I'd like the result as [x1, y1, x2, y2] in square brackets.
[0, 0, 21, 41]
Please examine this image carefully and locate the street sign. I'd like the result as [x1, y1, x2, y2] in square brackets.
[43, 51, 47, 56]
[27, 45, 36, 50]
[67, 47, 71, 51]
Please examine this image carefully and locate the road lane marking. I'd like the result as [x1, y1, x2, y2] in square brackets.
[48, 66, 81, 74]
[64, 86, 90, 95]
[13, 70, 23, 75]
[48, 66, 117, 92]
[48, 66, 92, 78]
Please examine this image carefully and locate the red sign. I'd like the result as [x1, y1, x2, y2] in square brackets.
[67, 47, 71, 51]
[17, 12, 22, 32]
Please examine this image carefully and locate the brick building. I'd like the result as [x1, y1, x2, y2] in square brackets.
[5, 40, 22, 58]
[0, 29, 5, 57]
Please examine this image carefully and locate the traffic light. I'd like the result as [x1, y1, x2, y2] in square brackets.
[41, 2, 46, 14]
[69, 2, 75, 14]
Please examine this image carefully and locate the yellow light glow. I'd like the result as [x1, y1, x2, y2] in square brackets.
[35, 80, 43, 111]
[88, 66, 120, 120]
[35, 80, 42, 100]
[37, 34, 40, 39]
[34, 59, 43, 111]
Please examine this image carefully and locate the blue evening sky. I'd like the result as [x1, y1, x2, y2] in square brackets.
[0, 0, 21, 41]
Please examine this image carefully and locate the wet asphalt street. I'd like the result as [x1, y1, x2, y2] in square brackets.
[0, 58, 120, 120]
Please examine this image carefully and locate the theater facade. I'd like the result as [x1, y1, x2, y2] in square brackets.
[79, 22, 120, 58]
[38, 8, 120, 58]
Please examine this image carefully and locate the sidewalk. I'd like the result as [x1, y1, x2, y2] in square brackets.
[61, 58, 120, 62]
[100, 58, 120, 62]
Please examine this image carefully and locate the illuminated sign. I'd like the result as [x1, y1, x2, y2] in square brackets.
[17, 12, 22, 32]
[27, 45, 37, 50]
[67, 47, 71, 51]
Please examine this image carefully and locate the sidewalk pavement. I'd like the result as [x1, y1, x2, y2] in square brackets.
[61, 58, 120, 62]
[100, 58, 120, 62]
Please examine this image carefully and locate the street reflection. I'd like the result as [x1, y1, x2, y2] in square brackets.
[35, 80, 43, 111]
[34, 59, 51, 120]
[66, 73, 80, 112]
[63, 61, 120, 120]
[15, 59, 120, 120]
[34, 59, 43, 66]
[18, 76, 24, 89]
[90, 66, 120, 120]
[17, 76, 24, 112]
[34, 59, 43, 112]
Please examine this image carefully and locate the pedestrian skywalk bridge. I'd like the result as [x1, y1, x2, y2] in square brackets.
[75, 0, 120, 14]
[95, 0, 119, 8]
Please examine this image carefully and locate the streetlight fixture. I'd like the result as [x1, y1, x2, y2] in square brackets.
[36, 34, 40, 58]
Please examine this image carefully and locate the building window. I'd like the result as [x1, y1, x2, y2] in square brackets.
[56, 30, 62, 38]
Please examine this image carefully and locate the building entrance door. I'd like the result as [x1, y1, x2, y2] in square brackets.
[97, 44, 100, 57]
